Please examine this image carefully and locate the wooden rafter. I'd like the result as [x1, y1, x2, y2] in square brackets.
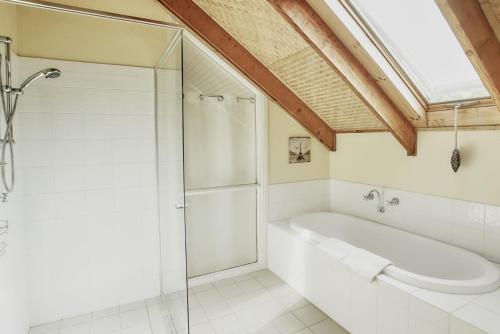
[436, 0, 500, 109]
[269, 0, 416, 155]
[156, 0, 336, 150]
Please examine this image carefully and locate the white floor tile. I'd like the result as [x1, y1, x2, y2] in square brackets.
[203, 300, 233, 320]
[246, 323, 280, 334]
[60, 322, 91, 334]
[31, 270, 346, 334]
[120, 300, 146, 313]
[120, 308, 149, 329]
[309, 319, 348, 334]
[293, 305, 328, 327]
[256, 273, 282, 288]
[237, 278, 264, 294]
[196, 289, 224, 306]
[61, 314, 92, 328]
[275, 291, 310, 311]
[211, 313, 244, 334]
[189, 307, 209, 326]
[214, 278, 236, 288]
[295, 329, 314, 334]
[218, 284, 245, 299]
[250, 270, 271, 278]
[233, 274, 253, 282]
[29, 321, 61, 334]
[190, 321, 216, 334]
[90, 314, 121, 334]
[92, 306, 120, 320]
[192, 283, 215, 293]
[272, 313, 305, 333]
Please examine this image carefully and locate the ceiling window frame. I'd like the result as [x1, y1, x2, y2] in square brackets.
[339, 0, 493, 109]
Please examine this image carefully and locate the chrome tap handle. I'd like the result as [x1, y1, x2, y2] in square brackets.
[386, 198, 400, 206]
[363, 192, 374, 201]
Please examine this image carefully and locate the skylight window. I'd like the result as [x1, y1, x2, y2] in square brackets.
[345, 0, 489, 104]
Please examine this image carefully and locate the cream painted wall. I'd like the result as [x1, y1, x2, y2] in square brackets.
[0, 3, 18, 50]
[16, 6, 177, 68]
[268, 102, 330, 184]
[41, 0, 177, 23]
[331, 131, 500, 206]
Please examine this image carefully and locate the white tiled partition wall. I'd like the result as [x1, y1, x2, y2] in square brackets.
[329, 179, 500, 262]
[16, 57, 161, 325]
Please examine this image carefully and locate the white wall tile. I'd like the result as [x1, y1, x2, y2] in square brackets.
[53, 140, 84, 165]
[84, 140, 113, 165]
[453, 304, 500, 334]
[377, 280, 409, 334]
[451, 201, 485, 253]
[269, 180, 330, 221]
[83, 114, 112, 139]
[15, 112, 53, 140]
[350, 276, 377, 334]
[17, 140, 53, 167]
[409, 297, 449, 334]
[22, 166, 54, 194]
[53, 114, 83, 139]
[450, 316, 486, 334]
[484, 206, 500, 262]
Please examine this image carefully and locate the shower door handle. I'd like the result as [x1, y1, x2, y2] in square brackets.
[176, 203, 188, 209]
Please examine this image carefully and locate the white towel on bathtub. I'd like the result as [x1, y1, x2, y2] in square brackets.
[341, 248, 392, 282]
[318, 238, 359, 260]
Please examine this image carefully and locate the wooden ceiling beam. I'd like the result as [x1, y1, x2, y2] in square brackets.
[436, 0, 500, 109]
[156, 0, 336, 151]
[269, 0, 416, 155]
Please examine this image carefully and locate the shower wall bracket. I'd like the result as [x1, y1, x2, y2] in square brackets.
[199, 94, 224, 102]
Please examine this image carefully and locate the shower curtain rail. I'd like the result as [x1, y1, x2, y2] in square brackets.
[197, 94, 256, 103]
[0, 0, 183, 30]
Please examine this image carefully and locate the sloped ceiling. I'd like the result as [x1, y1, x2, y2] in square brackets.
[183, 38, 252, 98]
[192, 0, 385, 132]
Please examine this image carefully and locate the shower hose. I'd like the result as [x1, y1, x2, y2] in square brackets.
[0, 55, 20, 193]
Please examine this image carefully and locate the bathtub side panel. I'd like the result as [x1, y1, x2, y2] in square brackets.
[268, 223, 353, 330]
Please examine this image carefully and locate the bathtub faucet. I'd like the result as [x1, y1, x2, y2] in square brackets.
[363, 189, 385, 213]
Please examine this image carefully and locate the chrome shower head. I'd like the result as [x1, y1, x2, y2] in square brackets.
[19, 68, 61, 91]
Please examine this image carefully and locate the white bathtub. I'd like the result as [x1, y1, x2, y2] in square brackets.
[290, 212, 500, 294]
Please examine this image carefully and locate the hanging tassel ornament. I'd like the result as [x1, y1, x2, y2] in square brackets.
[451, 104, 461, 173]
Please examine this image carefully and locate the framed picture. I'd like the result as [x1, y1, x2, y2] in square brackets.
[289, 137, 311, 163]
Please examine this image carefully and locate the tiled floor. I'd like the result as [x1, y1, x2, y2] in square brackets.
[29, 270, 348, 334]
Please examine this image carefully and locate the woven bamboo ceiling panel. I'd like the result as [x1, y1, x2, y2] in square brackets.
[491, 0, 500, 20]
[270, 48, 382, 130]
[193, 0, 385, 131]
[482, 0, 500, 41]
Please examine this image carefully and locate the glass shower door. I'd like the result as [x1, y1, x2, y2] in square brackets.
[155, 32, 190, 333]
[182, 37, 259, 279]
